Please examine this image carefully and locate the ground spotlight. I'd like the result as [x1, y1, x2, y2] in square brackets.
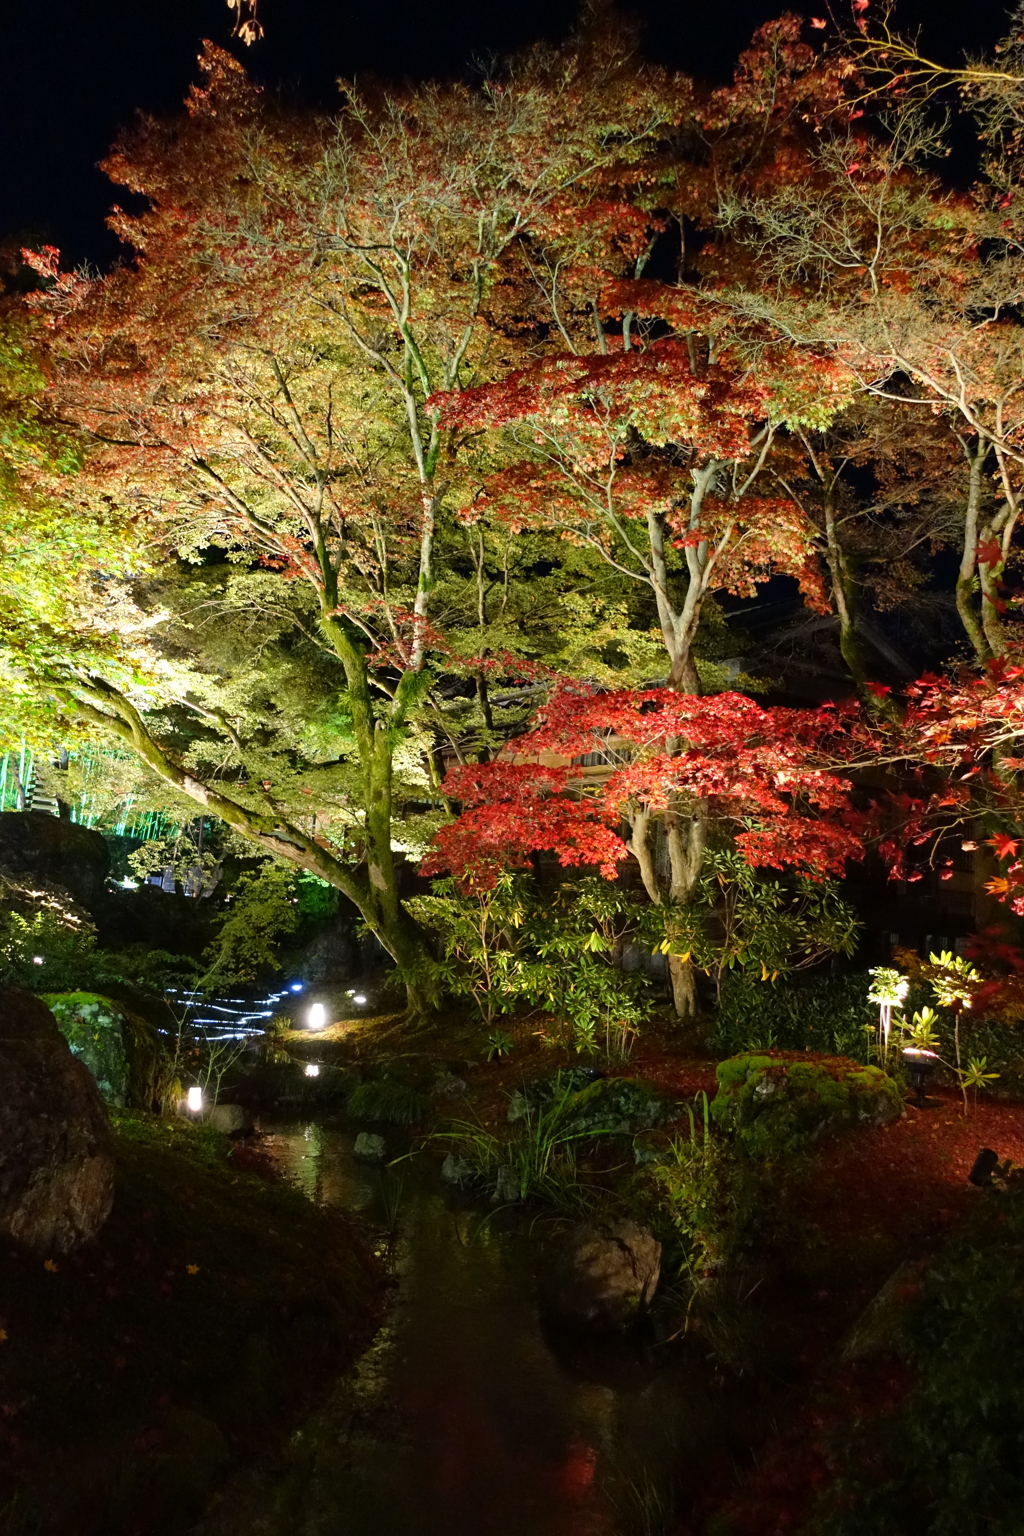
[902, 1047, 939, 1107]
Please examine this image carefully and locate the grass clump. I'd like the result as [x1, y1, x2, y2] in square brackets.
[0, 1111, 381, 1536]
[347, 1076, 431, 1126]
[437, 1071, 632, 1208]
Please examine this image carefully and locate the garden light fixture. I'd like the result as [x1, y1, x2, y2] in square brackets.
[902, 1047, 939, 1107]
[307, 1003, 326, 1030]
[186, 1086, 203, 1113]
[304, 1063, 320, 1077]
[968, 1148, 1001, 1187]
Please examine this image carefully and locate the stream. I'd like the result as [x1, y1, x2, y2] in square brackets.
[199, 1115, 752, 1536]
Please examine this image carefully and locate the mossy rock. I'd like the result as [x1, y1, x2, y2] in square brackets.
[509, 1071, 667, 1137]
[40, 991, 173, 1111]
[710, 1052, 903, 1158]
[563, 1076, 668, 1135]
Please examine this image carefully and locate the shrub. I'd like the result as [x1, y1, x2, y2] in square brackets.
[710, 1053, 903, 1158]
[638, 1096, 783, 1282]
[709, 970, 877, 1060]
[407, 874, 650, 1057]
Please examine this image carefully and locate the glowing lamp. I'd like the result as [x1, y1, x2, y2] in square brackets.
[308, 1003, 327, 1030]
[290, 982, 303, 992]
[186, 1086, 203, 1113]
[353, 994, 367, 1006]
[304, 1063, 320, 1078]
[902, 1047, 939, 1107]
[32, 956, 44, 965]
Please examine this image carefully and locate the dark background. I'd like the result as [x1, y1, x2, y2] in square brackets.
[0, 0, 1013, 268]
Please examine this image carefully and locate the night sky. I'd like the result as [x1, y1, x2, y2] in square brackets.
[0, 0, 1013, 269]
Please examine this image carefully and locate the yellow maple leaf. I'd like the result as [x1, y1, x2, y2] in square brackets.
[43, 1260, 58, 1273]
[0, 1329, 8, 1343]
[186, 1264, 200, 1276]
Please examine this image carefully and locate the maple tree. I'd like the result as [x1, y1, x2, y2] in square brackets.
[424, 682, 863, 1014]
[15, 33, 690, 1004]
[720, 24, 1024, 669]
[422, 21, 871, 1013]
[436, 17, 862, 697]
[0, 310, 153, 755]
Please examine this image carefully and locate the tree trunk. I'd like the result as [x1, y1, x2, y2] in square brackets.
[667, 952, 698, 1018]
[956, 443, 993, 663]
[822, 497, 873, 695]
[629, 804, 704, 1022]
[668, 647, 702, 695]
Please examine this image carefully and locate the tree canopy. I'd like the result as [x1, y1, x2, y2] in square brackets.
[6, 9, 1024, 1012]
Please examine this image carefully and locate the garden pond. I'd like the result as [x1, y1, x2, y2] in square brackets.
[198, 1114, 760, 1536]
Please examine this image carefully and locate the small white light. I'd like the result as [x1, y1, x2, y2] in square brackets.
[308, 1003, 326, 1030]
[32, 956, 44, 965]
[304, 1063, 320, 1078]
[290, 983, 303, 992]
[186, 1086, 203, 1113]
[353, 994, 367, 1006]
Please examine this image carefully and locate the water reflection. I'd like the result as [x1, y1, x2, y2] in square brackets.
[206, 1118, 733, 1536]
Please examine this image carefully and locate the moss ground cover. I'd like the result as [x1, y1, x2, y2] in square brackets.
[0, 1112, 382, 1536]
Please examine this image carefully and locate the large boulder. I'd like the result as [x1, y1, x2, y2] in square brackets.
[40, 991, 173, 1111]
[0, 987, 115, 1253]
[548, 1219, 662, 1330]
[0, 811, 109, 911]
[294, 919, 358, 985]
[711, 1052, 903, 1158]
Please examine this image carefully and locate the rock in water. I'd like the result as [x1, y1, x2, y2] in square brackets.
[549, 1220, 662, 1330]
[205, 1103, 252, 1136]
[353, 1132, 387, 1163]
[440, 1152, 474, 1186]
[0, 987, 115, 1253]
[493, 1165, 521, 1204]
